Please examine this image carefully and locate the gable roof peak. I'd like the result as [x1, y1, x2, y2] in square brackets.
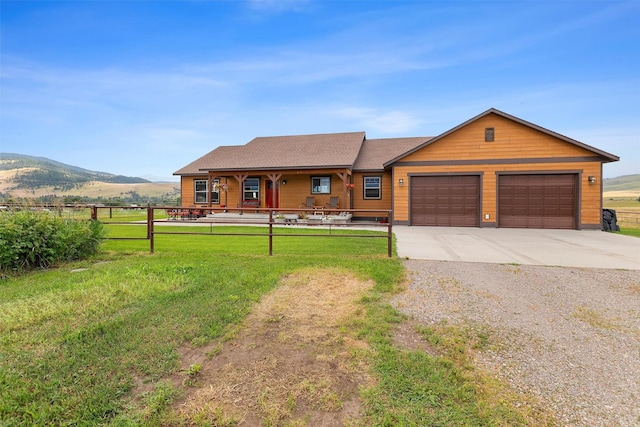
[383, 108, 619, 166]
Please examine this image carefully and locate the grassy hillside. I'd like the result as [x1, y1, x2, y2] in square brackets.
[0, 153, 179, 203]
[0, 153, 150, 189]
[603, 174, 640, 204]
[603, 174, 640, 193]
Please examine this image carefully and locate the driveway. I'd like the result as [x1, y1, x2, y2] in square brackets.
[393, 226, 640, 270]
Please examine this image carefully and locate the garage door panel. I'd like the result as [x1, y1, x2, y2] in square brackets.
[411, 175, 479, 227]
[499, 174, 576, 229]
[559, 207, 574, 216]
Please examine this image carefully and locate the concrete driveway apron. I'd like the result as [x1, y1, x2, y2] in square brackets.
[393, 226, 640, 270]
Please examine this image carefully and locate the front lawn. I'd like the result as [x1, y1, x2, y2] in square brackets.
[1, 226, 541, 425]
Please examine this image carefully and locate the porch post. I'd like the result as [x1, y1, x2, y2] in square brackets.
[266, 173, 282, 209]
[233, 174, 248, 214]
[207, 173, 218, 208]
[337, 171, 351, 210]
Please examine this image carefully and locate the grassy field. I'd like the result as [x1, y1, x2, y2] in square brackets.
[602, 196, 640, 234]
[602, 196, 640, 209]
[0, 224, 547, 426]
[0, 171, 179, 199]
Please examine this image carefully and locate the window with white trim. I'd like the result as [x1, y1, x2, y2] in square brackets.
[311, 176, 331, 194]
[244, 177, 260, 201]
[364, 176, 382, 199]
[194, 180, 208, 203]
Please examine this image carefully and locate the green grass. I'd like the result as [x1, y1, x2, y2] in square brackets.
[618, 228, 640, 238]
[105, 223, 393, 256]
[1, 225, 541, 426]
[603, 198, 640, 208]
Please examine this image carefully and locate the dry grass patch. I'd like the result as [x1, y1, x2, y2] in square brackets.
[572, 305, 619, 331]
[165, 268, 375, 426]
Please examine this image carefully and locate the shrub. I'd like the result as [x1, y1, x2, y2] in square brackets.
[0, 208, 106, 273]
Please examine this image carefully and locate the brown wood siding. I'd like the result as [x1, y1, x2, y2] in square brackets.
[401, 114, 596, 163]
[278, 174, 349, 211]
[184, 173, 359, 212]
[392, 112, 603, 228]
[410, 175, 479, 226]
[498, 174, 577, 229]
[352, 172, 393, 215]
[393, 162, 602, 228]
[180, 177, 200, 206]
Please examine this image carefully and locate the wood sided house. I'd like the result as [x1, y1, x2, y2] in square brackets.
[174, 108, 619, 229]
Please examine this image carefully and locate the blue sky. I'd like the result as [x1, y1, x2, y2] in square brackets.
[1, 0, 638, 181]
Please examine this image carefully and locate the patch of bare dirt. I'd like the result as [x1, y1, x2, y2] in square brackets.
[166, 268, 376, 426]
[391, 320, 440, 356]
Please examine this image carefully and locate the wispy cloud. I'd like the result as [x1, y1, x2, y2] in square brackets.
[1, 1, 637, 178]
[328, 107, 423, 135]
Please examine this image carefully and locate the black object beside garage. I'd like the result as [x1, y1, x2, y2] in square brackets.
[602, 209, 620, 232]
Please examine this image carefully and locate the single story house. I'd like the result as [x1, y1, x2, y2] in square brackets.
[174, 108, 618, 229]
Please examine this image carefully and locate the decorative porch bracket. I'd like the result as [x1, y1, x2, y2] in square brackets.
[336, 171, 352, 210]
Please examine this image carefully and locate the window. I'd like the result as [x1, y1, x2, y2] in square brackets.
[211, 179, 220, 204]
[364, 176, 382, 199]
[194, 180, 208, 203]
[311, 176, 331, 194]
[485, 127, 495, 142]
[243, 177, 260, 201]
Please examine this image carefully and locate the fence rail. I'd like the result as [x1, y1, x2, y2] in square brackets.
[614, 210, 640, 228]
[89, 205, 393, 257]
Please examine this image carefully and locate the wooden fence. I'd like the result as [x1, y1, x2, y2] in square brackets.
[90, 205, 394, 257]
[614, 210, 640, 228]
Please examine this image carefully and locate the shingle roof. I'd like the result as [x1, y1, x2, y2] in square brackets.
[173, 146, 243, 175]
[353, 137, 431, 171]
[175, 108, 619, 176]
[174, 132, 366, 175]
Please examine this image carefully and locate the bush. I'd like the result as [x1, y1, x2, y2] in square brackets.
[0, 209, 106, 273]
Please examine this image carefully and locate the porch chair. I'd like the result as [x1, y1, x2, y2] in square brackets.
[326, 196, 340, 212]
[302, 197, 317, 209]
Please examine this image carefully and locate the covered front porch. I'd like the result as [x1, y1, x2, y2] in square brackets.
[202, 168, 355, 213]
[201, 210, 354, 225]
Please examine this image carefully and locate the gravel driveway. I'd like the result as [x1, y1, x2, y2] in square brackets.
[393, 260, 640, 426]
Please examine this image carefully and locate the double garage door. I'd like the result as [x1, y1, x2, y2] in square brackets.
[410, 174, 577, 229]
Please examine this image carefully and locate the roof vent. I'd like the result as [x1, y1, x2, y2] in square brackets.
[485, 127, 495, 142]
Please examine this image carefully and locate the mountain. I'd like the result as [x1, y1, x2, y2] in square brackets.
[0, 153, 150, 189]
[139, 174, 180, 183]
[0, 153, 179, 201]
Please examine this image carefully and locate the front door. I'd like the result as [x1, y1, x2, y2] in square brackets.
[266, 180, 279, 208]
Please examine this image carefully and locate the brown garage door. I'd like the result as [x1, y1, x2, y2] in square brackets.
[410, 175, 479, 226]
[498, 174, 577, 229]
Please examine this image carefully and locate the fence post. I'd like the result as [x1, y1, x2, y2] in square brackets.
[268, 209, 273, 256]
[147, 205, 152, 240]
[387, 221, 392, 258]
[91, 206, 98, 221]
[149, 207, 155, 254]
